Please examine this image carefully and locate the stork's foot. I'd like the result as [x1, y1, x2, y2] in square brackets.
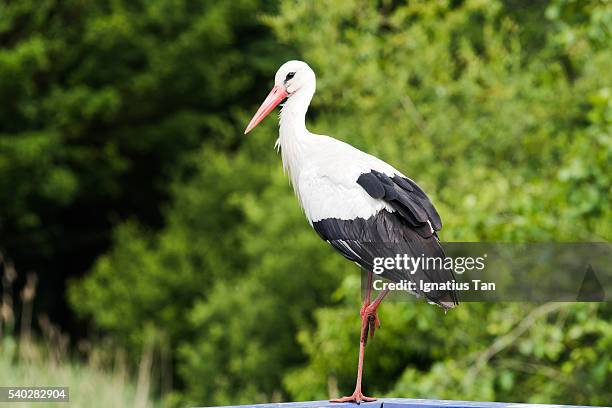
[330, 391, 376, 404]
[360, 302, 381, 343]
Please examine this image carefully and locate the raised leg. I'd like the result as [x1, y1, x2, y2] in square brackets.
[359, 271, 382, 341]
[331, 274, 389, 404]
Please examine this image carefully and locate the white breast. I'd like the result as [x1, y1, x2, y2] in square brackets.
[290, 135, 399, 223]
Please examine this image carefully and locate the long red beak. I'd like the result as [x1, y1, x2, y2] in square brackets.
[244, 85, 288, 134]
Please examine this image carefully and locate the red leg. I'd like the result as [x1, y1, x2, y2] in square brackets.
[331, 280, 389, 404]
[359, 272, 380, 340]
[360, 271, 374, 313]
[364, 289, 388, 341]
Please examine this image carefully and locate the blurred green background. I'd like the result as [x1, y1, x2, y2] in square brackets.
[0, 0, 610, 407]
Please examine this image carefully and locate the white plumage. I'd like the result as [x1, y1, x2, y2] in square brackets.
[274, 61, 402, 223]
[284, 134, 398, 222]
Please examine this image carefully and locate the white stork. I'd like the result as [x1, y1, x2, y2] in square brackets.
[245, 60, 458, 403]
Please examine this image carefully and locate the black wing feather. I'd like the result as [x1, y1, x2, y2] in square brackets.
[356, 172, 385, 198]
[313, 211, 458, 309]
[314, 170, 456, 309]
[357, 170, 441, 236]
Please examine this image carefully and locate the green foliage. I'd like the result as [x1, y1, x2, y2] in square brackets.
[0, 0, 282, 291]
[0, 337, 158, 408]
[266, 0, 611, 242]
[5, 0, 607, 405]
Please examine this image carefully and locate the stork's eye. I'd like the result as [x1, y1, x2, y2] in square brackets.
[285, 72, 295, 82]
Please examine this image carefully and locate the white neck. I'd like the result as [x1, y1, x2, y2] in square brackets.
[277, 87, 314, 187]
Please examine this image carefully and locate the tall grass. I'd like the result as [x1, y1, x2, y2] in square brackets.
[0, 253, 158, 408]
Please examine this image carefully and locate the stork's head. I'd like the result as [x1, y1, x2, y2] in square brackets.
[244, 60, 315, 134]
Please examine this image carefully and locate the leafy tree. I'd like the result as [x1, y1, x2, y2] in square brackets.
[0, 0, 282, 331]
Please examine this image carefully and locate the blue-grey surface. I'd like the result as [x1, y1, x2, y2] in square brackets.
[202, 398, 609, 408]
